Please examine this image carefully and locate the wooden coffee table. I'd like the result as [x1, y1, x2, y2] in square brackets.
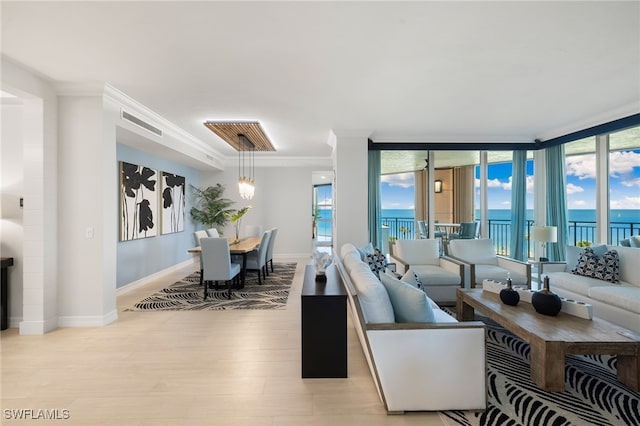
[457, 288, 640, 392]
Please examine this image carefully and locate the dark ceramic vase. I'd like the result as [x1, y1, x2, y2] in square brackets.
[499, 278, 520, 306]
[532, 276, 562, 316]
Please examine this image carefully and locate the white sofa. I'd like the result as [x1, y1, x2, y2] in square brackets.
[447, 239, 531, 289]
[337, 243, 487, 414]
[391, 238, 465, 304]
[545, 245, 640, 334]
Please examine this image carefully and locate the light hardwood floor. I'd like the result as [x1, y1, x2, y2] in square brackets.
[1, 257, 447, 425]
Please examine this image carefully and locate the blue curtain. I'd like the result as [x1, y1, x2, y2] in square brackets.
[368, 150, 381, 249]
[510, 150, 527, 261]
[545, 144, 568, 261]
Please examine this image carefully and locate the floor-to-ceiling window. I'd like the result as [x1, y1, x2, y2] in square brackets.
[313, 183, 333, 247]
[609, 126, 640, 243]
[380, 171, 415, 240]
[564, 136, 597, 245]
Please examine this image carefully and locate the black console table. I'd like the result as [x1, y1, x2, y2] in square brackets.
[1, 257, 14, 331]
[301, 263, 348, 378]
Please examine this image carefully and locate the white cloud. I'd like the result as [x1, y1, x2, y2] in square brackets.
[526, 175, 534, 193]
[621, 177, 640, 188]
[487, 178, 511, 190]
[566, 183, 584, 194]
[501, 201, 511, 207]
[610, 151, 640, 178]
[381, 172, 414, 188]
[610, 196, 640, 209]
[571, 200, 588, 208]
[566, 154, 596, 180]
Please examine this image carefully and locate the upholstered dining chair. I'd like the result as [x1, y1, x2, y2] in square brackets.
[245, 229, 272, 285]
[243, 225, 263, 238]
[265, 228, 278, 273]
[206, 228, 219, 237]
[193, 230, 208, 246]
[200, 237, 241, 299]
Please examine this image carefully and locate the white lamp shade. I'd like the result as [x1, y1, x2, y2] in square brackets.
[532, 226, 557, 243]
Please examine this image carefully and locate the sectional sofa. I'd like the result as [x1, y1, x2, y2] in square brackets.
[545, 244, 640, 334]
[336, 243, 487, 413]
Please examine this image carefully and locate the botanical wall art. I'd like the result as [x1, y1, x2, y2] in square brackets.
[161, 172, 186, 234]
[120, 161, 158, 241]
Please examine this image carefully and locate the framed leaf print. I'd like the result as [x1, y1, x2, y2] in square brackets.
[119, 161, 158, 241]
[161, 172, 185, 234]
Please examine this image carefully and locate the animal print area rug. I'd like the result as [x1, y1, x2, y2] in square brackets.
[125, 263, 296, 311]
[439, 316, 640, 426]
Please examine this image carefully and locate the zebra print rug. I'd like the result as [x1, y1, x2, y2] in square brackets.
[440, 315, 640, 426]
[125, 263, 295, 311]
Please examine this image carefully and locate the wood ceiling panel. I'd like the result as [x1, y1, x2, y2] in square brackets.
[204, 121, 275, 152]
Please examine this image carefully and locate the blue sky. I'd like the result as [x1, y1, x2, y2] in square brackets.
[381, 149, 640, 211]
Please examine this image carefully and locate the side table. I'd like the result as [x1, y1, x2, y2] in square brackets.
[301, 263, 347, 378]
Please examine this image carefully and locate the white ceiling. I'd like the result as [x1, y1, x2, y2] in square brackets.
[2, 1, 639, 165]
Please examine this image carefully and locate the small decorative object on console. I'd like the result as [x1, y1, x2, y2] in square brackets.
[499, 274, 520, 306]
[532, 276, 562, 316]
[313, 250, 332, 282]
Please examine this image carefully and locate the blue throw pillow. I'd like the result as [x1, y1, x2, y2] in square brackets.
[379, 272, 435, 323]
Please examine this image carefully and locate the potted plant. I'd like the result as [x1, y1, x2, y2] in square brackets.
[190, 184, 235, 233]
[227, 206, 252, 242]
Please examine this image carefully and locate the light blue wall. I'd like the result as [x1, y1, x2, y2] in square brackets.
[116, 144, 202, 288]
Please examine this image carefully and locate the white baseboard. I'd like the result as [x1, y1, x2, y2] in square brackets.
[58, 309, 118, 327]
[116, 258, 195, 296]
[19, 316, 58, 335]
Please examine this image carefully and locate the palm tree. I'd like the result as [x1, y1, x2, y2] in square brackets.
[190, 184, 235, 233]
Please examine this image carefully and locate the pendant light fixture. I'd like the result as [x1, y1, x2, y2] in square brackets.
[237, 134, 255, 200]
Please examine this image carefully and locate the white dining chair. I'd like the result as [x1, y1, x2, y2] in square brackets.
[193, 230, 209, 286]
[265, 227, 278, 274]
[200, 237, 241, 299]
[206, 228, 219, 237]
[243, 225, 262, 238]
[245, 229, 272, 285]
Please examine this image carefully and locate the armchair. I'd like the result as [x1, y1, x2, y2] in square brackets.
[448, 239, 531, 289]
[391, 239, 465, 304]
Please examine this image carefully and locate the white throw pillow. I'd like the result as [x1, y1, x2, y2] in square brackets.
[380, 272, 435, 323]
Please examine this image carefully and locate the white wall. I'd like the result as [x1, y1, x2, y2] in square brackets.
[1, 58, 59, 334]
[202, 164, 327, 257]
[57, 94, 117, 325]
[331, 130, 370, 251]
[1, 102, 24, 326]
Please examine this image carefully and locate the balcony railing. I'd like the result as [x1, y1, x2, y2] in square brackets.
[382, 216, 639, 258]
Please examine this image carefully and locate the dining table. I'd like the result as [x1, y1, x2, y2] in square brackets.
[187, 236, 261, 288]
[434, 223, 461, 240]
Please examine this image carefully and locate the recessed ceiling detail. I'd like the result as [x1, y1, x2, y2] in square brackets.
[204, 121, 275, 152]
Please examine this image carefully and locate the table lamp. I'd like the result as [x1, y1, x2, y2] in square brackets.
[532, 225, 557, 262]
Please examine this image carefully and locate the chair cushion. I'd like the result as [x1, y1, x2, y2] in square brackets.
[410, 265, 461, 286]
[572, 247, 620, 283]
[475, 265, 528, 286]
[449, 239, 498, 266]
[565, 244, 608, 272]
[395, 239, 440, 266]
[350, 263, 395, 324]
[630, 236, 640, 248]
[380, 272, 435, 323]
[588, 285, 640, 314]
[357, 242, 375, 261]
[547, 271, 616, 298]
[366, 249, 388, 278]
[401, 270, 424, 290]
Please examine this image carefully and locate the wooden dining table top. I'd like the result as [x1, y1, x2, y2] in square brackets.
[187, 236, 261, 254]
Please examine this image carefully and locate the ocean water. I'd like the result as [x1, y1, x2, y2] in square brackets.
[380, 209, 640, 223]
